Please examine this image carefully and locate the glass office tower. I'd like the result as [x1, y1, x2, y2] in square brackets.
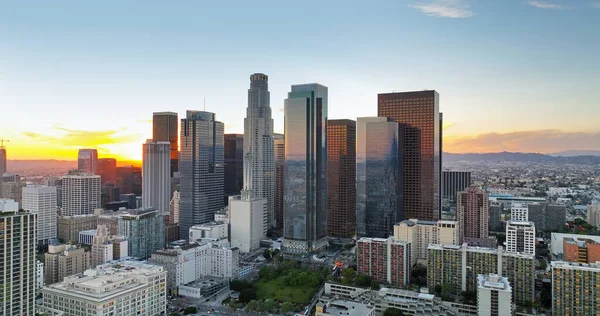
[283, 83, 328, 253]
[356, 117, 401, 238]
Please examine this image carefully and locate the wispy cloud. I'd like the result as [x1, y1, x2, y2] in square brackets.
[527, 1, 566, 9]
[445, 130, 600, 153]
[23, 127, 141, 152]
[593, 2, 600, 8]
[410, 0, 474, 18]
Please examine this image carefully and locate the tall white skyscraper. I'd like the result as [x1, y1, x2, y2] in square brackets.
[142, 140, 171, 215]
[477, 274, 512, 316]
[230, 153, 267, 253]
[244, 73, 275, 228]
[22, 185, 58, 245]
[61, 173, 101, 216]
[506, 221, 536, 255]
[0, 211, 37, 315]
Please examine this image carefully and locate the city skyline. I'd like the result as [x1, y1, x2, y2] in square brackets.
[2, 1, 599, 161]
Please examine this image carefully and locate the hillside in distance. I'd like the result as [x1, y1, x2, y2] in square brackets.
[6, 159, 141, 177]
[443, 152, 600, 164]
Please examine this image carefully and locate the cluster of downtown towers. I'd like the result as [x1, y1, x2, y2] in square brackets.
[159, 73, 441, 253]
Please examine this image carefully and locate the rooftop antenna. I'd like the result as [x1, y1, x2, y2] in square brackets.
[0, 138, 9, 149]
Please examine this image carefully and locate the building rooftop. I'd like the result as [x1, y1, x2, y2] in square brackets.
[478, 274, 512, 292]
[321, 299, 375, 316]
[552, 261, 600, 271]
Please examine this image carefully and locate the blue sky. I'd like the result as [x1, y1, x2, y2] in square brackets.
[1, 0, 599, 159]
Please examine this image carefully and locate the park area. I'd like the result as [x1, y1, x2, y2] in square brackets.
[254, 271, 319, 304]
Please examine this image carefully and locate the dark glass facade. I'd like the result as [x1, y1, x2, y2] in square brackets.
[97, 158, 117, 185]
[116, 165, 142, 195]
[224, 134, 244, 204]
[442, 171, 471, 202]
[378, 90, 440, 221]
[356, 117, 401, 238]
[153, 112, 179, 176]
[179, 110, 224, 240]
[274, 133, 285, 232]
[77, 148, 98, 174]
[283, 84, 328, 253]
[327, 119, 356, 238]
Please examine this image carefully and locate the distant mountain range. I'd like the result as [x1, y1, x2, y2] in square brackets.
[444, 152, 600, 164]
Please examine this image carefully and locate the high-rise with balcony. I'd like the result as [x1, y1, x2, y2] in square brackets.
[506, 221, 535, 255]
[283, 83, 328, 253]
[179, 110, 224, 239]
[0, 211, 37, 315]
[153, 111, 179, 176]
[274, 133, 285, 232]
[61, 173, 101, 216]
[327, 119, 356, 238]
[244, 73, 275, 228]
[77, 148, 98, 174]
[356, 117, 401, 238]
[22, 185, 57, 245]
[477, 274, 512, 316]
[456, 186, 489, 242]
[224, 134, 244, 204]
[142, 140, 171, 215]
[552, 261, 600, 315]
[117, 208, 165, 259]
[378, 90, 441, 221]
[356, 237, 410, 288]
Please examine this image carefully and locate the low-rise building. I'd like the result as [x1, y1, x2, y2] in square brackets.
[189, 221, 228, 242]
[91, 225, 129, 267]
[316, 300, 375, 316]
[44, 244, 90, 285]
[178, 277, 228, 299]
[78, 229, 96, 245]
[563, 237, 600, 263]
[57, 214, 98, 243]
[42, 261, 167, 316]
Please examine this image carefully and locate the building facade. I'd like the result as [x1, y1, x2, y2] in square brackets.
[44, 244, 89, 285]
[42, 261, 167, 316]
[394, 219, 459, 265]
[510, 202, 529, 222]
[378, 90, 441, 221]
[189, 222, 228, 242]
[506, 221, 536, 255]
[0, 211, 37, 316]
[442, 171, 472, 202]
[587, 204, 600, 227]
[456, 186, 489, 241]
[552, 261, 600, 316]
[356, 117, 400, 238]
[153, 111, 179, 176]
[283, 83, 328, 253]
[477, 274, 512, 316]
[61, 174, 101, 216]
[224, 133, 244, 203]
[96, 158, 117, 185]
[179, 110, 224, 239]
[274, 133, 285, 232]
[489, 204, 503, 232]
[142, 140, 171, 215]
[356, 237, 410, 288]
[77, 148, 98, 174]
[327, 119, 356, 238]
[58, 214, 99, 243]
[562, 237, 600, 263]
[117, 208, 165, 259]
[244, 73, 275, 228]
[22, 185, 57, 245]
[0, 146, 6, 175]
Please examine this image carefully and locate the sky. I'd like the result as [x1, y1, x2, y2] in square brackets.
[1, 0, 599, 161]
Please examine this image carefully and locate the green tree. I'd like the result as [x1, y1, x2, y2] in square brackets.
[354, 274, 372, 287]
[239, 288, 257, 303]
[183, 306, 197, 315]
[370, 279, 380, 290]
[342, 267, 356, 284]
[263, 249, 272, 260]
[245, 300, 258, 312]
[230, 280, 253, 291]
[281, 302, 294, 314]
[383, 307, 405, 316]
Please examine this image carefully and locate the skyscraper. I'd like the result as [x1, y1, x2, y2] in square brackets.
[244, 73, 275, 228]
[116, 165, 142, 195]
[77, 148, 98, 174]
[378, 90, 441, 221]
[283, 83, 328, 253]
[442, 171, 472, 202]
[142, 140, 171, 215]
[327, 119, 356, 238]
[0, 144, 7, 175]
[356, 117, 401, 238]
[0, 211, 37, 315]
[274, 133, 285, 232]
[61, 173, 101, 216]
[224, 134, 244, 204]
[153, 111, 179, 176]
[97, 158, 117, 185]
[22, 185, 58, 245]
[179, 110, 224, 239]
[456, 186, 489, 241]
